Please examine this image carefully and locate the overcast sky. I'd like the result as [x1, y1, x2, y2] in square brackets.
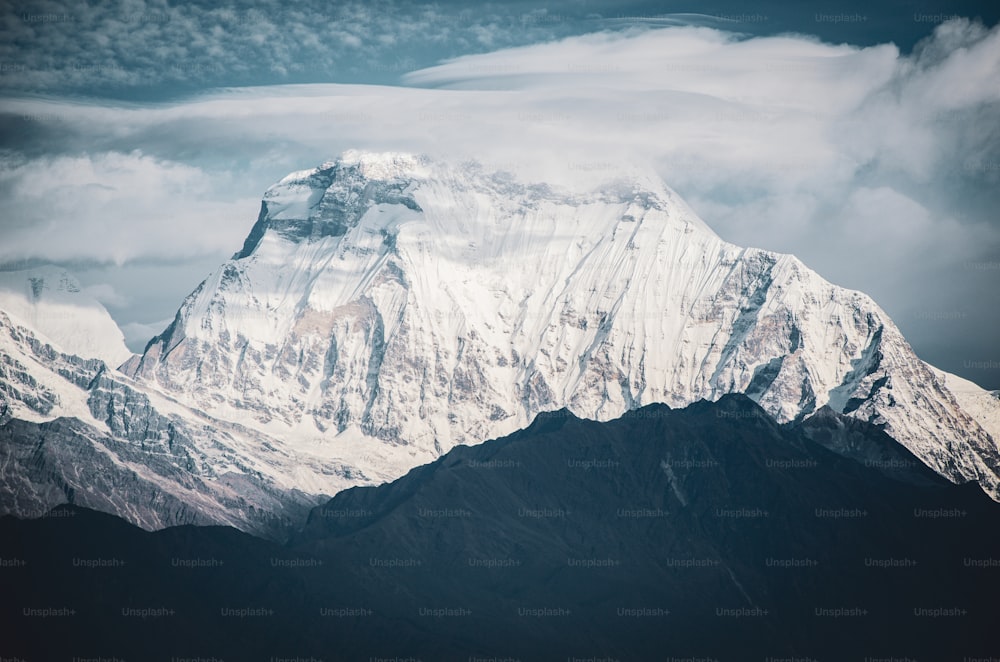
[0, 0, 998, 389]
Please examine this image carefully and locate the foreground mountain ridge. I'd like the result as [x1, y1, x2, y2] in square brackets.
[3, 396, 998, 660]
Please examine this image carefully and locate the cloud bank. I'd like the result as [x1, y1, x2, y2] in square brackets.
[1, 20, 997, 384]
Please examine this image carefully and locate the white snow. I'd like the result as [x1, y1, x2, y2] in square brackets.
[121, 151, 1000, 502]
[0, 310, 111, 433]
[935, 368, 1000, 449]
[0, 266, 133, 367]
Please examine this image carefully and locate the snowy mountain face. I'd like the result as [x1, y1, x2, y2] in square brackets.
[0, 309, 326, 539]
[122, 150, 1000, 501]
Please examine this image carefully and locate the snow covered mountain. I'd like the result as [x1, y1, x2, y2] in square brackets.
[0, 266, 132, 367]
[121, 150, 1000, 500]
[0, 307, 326, 538]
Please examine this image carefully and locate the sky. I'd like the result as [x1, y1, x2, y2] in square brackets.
[0, 0, 998, 389]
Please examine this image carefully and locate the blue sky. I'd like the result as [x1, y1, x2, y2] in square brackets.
[1, 0, 998, 388]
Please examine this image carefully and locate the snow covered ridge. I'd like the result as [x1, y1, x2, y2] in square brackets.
[121, 150, 1000, 501]
[0, 309, 330, 538]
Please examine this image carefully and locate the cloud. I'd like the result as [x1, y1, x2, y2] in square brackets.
[3, 22, 997, 257]
[120, 317, 173, 351]
[81, 282, 128, 307]
[0, 0, 579, 94]
[0, 150, 259, 264]
[0, 19, 997, 384]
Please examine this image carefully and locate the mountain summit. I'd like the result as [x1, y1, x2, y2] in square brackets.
[121, 150, 1000, 500]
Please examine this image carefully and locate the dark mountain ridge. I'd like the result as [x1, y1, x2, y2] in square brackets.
[3, 395, 998, 660]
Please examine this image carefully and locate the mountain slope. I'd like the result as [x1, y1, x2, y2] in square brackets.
[0, 310, 324, 539]
[3, 397, 998, 660]
[124, 151, 1000, 499]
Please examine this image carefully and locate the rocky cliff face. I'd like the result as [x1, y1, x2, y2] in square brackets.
[124, 151, 1000, 498]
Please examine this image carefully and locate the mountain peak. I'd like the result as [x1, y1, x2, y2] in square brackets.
[247, 150, 715, 256]
[124, 152, 1000, 512]
[331, 149, 430, 180]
